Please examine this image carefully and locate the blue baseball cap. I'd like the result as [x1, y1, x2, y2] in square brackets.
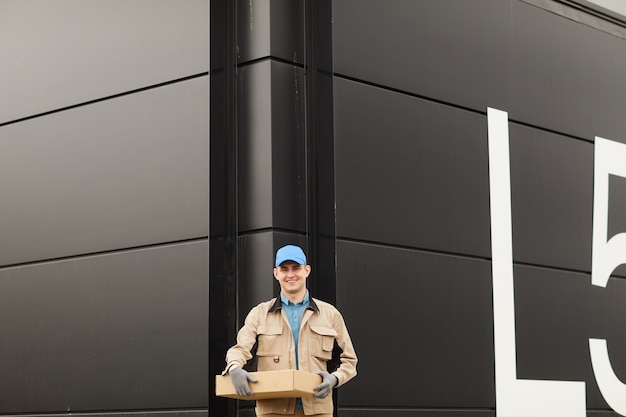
[275, 245, 307, 267]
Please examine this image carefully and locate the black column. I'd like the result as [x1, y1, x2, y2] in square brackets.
[209, 0, 237, 416]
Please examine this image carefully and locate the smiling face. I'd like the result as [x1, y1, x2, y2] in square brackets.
[273, 260, 311, 302]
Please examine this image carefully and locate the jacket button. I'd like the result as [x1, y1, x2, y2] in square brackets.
[273, 356, 280, 363]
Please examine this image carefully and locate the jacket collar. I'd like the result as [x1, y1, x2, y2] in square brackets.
[269, 295, 319, 313]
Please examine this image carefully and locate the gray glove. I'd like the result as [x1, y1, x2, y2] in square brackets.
[229, 366, 257, 396]
[313, 371, 338, 398]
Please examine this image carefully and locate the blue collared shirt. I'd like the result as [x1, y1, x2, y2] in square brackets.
[280, 290, 310, 409]
[280, 290, 310, 368]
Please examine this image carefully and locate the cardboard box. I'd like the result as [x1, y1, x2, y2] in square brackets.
[215, 369, 322, 400]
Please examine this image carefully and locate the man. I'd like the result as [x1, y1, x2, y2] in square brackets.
[223, 245, 358, 416]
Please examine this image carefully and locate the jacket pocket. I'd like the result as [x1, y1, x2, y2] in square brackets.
[309, 325, 337, 360]
[256, 325, 285, 369]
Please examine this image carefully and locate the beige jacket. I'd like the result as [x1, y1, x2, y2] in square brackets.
[224, 296, 358, 415]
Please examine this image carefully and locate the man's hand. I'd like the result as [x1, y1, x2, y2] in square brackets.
[313, 371, 338, 398]
[229, 366, 257, 396]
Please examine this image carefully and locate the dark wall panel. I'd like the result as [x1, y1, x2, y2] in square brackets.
[509, 125, 594, 272]
[334, 75, 623, 276]
[0, 241, 208, 413]
[238, 232, 277, 314]
[331, 2, 626, 415]
[0, 77, 208, 266]
[332, 0, 510, 116]
[334, 78, 491, 258]
[336, 241, 494, 408]
[514, 266, 626, 409]
[237, 62, 274, 231]
[0, 0, 208, 124]
[332, 0, 626, 142]
[508, 1, 626, 142]
[238, 61, 306, 233]
[0, 2, 210, 416]
[236, 0, 304, 64]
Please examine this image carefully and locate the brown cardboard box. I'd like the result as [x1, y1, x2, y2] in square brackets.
[215, 369, 322, 400]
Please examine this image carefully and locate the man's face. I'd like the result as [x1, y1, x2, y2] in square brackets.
[273, 260, 311, 296]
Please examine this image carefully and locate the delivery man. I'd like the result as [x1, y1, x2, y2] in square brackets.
[223, 245, 358, 416]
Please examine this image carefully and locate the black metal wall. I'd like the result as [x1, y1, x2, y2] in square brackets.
[331, 1, 626, 416]
[211, 0, 626, 416]
[0, 1, 209, 416]
[3, 1, 626, 417]
[209, 0, 339, 414]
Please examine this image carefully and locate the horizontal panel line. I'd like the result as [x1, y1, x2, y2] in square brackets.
[237, 55, 305, 69]
[336, 236, 491, 263]
[332, 73, 594, 144]
[512, 119, 594, 144]
[210, 228, 301, 240]
[0, 236, 207, 270]
[237, 227, 307, 237]
[333, 72, 482, 117]
[514, 259, 589, 275]
[339, 406, 495, 412]
[0, 409, 208, 417]
[237, 227, 275, 236]
[337, 237, 626, 280]
[0, 72, 208, 128]
[515, 259, 626, 280]
[535, 0, 626, 31]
